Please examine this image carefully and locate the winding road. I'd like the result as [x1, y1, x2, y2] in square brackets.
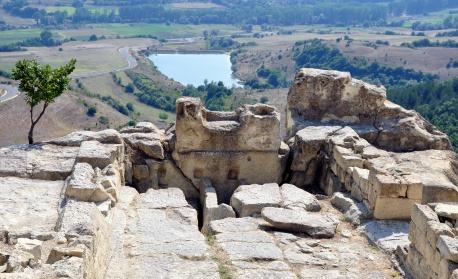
[0, 84, 20, 102]
[0, 46, 138, 103]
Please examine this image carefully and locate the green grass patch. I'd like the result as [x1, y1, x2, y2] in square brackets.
[45, 6, 76, 15]
[90, 23, 201, 39]
[0, 29, 42, 45]
[0, 62, 16, 75]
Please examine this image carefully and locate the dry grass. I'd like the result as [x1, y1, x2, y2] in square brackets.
[80, 73, 175, 123]
[0, 91, 131, 147]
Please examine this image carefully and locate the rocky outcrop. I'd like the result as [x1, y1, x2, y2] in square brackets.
[286, 68, 451, 152]
[285, 69, 458, 221]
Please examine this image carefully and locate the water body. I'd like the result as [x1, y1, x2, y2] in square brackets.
[148, 53, 242, 88]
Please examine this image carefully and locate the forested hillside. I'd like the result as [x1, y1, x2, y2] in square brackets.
[388, 78, 458, 151]
[294, 39, 437, 87]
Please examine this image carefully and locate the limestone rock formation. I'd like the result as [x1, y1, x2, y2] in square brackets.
[286, 68, 451, 152]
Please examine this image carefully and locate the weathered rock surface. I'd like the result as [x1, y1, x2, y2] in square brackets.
[286, 68, 451, 152]
[363, 220, 410, 252]
[0, 144, 79, 180]
[200, 183, 236, 235]
[0, 177, 64, 234]
[173, 97, 287, 203]
[280, 183, 321, 212]
[49, 129, 123, 146]
[261, 207, 339, 238]
[231, 183, 282, 217]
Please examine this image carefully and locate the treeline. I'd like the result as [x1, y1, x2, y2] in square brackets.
[387, 78, 458, 152]
[294, 39, 438, 87]
[0, 30, 65, 52]
[126, 71, 181, 112]
[2, 1, 389, 26]
[126, 71, 233, 112]
[388, 0, 458, 16]
[411, 15, 458, 31]
[182, 82, 233, 111]
[117, 3, 387, 26]
[401, 39, 458, 48]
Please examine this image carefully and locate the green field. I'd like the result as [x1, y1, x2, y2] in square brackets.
[90, 23, 202, 39]
[45, 6, 76, 15]
[0, 29, 43, 45]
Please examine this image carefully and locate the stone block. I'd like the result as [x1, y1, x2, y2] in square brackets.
[261, 207, 339, 238]
[426, 221, 454, 247]
[437, 235, 458, 263]
[15, 238, 42, 261]
[280, 183, 321, 212]
[230, 183, 281, 217]
[201, 187, 236, 235]
[406, 180, 423, 200]
[77, 141, 118, 169]
[47, 245, 86, 264]
[373, 174, 408, 198]
[352, 167, 369, 186]
[333, 146, 363, 170]
[373, 197, 420, 220]
[411, 204, 440, 234]
[208, 217, 259, 235]
[66, 163, 111, 202]
[435, 203, 458, 219]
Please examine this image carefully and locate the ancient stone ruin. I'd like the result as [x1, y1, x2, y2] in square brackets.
[1, 68, 458, 278]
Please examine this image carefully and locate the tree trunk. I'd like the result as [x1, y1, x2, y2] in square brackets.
[28, 103, 48, 145]
[28, 122, 36, 144]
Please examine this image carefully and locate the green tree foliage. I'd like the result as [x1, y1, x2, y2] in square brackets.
[159, 112, 168, 121]
[294, 39, 438, 87]
[401, 39, 458, 48]
[388, 78, 458, 152]
[12, 59, 76, 144]
[87, 105, 97, 116]
[126, 102, 134, 111]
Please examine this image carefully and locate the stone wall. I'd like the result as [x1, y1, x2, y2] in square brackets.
[173, 97, 289, 203]
[399, 204, 458, 279]
[0, 130, 126, 278]
[286, 68, 458, 220]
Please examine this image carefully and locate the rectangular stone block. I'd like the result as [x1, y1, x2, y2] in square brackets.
[373, 174, 408, 198]
[406, 180, 423, 200]
[373, 197, 420, 220]
[437, 235, 458, 263]
[352, 167, 370, 186]
[412, 204, 440, 234]
[333, 146, 363, 169]
[426, 221, 454, 248]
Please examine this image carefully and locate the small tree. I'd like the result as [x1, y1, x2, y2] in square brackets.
[159, 112, 168, 121]
[12, 59, 76, 144]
